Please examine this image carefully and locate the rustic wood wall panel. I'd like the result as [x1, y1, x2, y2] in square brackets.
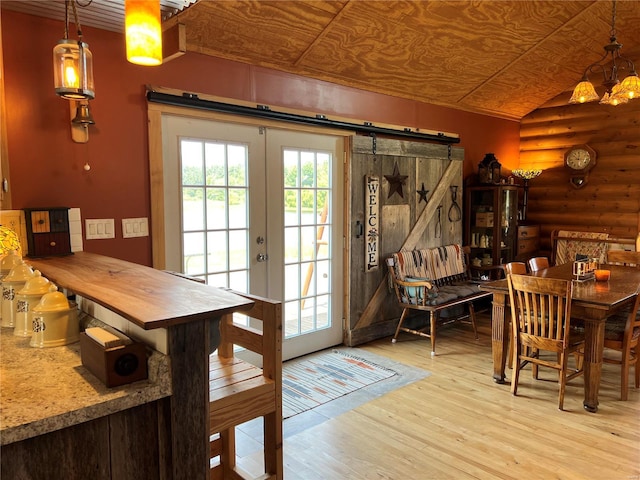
[519, 95, 640, 253]
[347, 136, 463, 346]
[1, 418, 111, 479]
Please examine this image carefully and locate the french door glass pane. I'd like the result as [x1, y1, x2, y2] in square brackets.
[180, 138, 249, 294]
[282, 148, 332, 339]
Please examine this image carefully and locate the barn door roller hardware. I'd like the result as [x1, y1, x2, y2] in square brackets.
[146, 90, 460, 144]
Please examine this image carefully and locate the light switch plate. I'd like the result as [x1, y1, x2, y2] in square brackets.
[85, 219, 115, 240]
[122, 217, 149, 238]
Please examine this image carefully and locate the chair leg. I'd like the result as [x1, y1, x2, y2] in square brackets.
[392, 308, 409, 343]
[220, 427, 237, 476]
[558, 352, 567, 411]
[507, 316, 515, 369]
[430, 311, 437, 357]
[263, 412, 283, 479]
[468, 302, 479, 340]
[621, 349, 631, 401]
[511, 341, 521, 396]
[634, 346, 640, 389]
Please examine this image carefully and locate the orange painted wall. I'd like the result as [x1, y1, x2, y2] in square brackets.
[1, 9, 519, 265]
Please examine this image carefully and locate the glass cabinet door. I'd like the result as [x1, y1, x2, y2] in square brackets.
[500, 187, 518, 265]
[465, 185, 518, 280]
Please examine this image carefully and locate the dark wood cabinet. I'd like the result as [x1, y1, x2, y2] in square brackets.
[464, 185, 518, 280]
[24, 207, 72, 257]
[515, 224, 540, 261]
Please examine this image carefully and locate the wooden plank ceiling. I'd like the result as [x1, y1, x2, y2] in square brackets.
[5, 1, 640, 120]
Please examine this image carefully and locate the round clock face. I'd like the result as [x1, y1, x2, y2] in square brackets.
[566, 148, 592, 170]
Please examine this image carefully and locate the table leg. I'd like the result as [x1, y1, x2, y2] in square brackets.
[582, 318, 605, 413]
[490, 292, 509, 384]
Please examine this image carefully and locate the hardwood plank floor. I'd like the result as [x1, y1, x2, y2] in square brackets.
[239, 313, 640, 479]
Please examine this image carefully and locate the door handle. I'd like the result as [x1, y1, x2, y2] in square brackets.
[257, 253, 268, 262]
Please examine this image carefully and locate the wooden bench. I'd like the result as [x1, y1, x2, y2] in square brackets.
[387, 244, 492, 356]
[209, 291, 283, 480]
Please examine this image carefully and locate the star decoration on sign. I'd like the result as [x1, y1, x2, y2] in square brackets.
[416, 182, 429, 204]
[384, 161, 408, 199]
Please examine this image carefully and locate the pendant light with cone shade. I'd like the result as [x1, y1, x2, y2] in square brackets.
[125, 0, 163, 66]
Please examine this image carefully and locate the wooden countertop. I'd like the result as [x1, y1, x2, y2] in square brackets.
[27, 252, 254, 330]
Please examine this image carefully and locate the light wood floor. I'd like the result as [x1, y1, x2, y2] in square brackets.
[240, 313, 640, 479]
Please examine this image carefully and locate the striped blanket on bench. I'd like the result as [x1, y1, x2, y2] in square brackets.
[388, 244, 491, 356]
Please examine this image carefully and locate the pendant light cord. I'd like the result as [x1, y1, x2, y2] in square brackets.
[69, 0, 83, 41]
[610, 0, 617, 38]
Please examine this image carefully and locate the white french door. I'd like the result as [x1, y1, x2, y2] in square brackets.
[160, 115, 344, 360]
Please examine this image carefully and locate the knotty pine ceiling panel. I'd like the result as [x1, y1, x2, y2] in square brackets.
[171, 0, 640, 119]
[7, 0, 640, 120]
[176, 0, 346, 65]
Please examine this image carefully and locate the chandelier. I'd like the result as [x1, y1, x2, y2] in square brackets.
[569, 0, 640, 106]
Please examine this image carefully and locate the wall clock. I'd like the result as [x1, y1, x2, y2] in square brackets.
[564, 144, 596, 189]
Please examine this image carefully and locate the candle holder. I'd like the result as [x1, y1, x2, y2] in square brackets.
[512, 169, 542, 222]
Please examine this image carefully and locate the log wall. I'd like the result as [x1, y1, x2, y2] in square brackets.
[519, 94, 640, 253]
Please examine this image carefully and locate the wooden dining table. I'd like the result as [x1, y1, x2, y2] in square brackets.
[480, 263, 640, 412]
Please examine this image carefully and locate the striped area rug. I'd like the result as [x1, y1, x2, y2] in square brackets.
[282, 349, 398, 419]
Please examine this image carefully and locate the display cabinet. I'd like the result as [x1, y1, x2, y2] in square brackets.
[464, 185, 518, 280]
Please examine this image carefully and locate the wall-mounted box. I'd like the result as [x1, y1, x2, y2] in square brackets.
[23, 207, 72, 257]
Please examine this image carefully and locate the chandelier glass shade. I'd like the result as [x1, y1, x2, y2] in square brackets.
[512, 169, 542, 181]
[53, 0, 95, 100]
[125, 0, 163, 66]
[569, 1, 640, 105]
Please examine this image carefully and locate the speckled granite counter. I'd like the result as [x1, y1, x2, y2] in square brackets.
[0, 313, 172, 446]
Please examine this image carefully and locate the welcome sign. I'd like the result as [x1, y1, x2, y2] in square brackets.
[365, 175, 379, 272]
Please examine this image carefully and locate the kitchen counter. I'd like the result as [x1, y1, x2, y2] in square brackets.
[0, 313, 171, 446]
[1, 253, 254, 479]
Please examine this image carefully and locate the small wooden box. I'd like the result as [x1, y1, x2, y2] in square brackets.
[24, 207, 72, 257]
[80, 333, 148, 387]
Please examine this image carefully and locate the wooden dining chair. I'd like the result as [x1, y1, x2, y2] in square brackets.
[606, 250, 640, 268]
[507, 274, 585, 410]
[502, 262, 527, 366]
[504, 262, 527, 275]
[528, 257, 550, 272]
[603, 293, 640, 400]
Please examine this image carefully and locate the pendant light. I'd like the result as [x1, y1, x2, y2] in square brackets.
[53, 0, 95, 100]
[125, 0, 163, 66]
[569, 0, 640, 105]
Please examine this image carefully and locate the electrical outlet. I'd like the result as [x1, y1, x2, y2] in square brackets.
[85, 219, 115, 240]
[122, 217, 149, 238]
